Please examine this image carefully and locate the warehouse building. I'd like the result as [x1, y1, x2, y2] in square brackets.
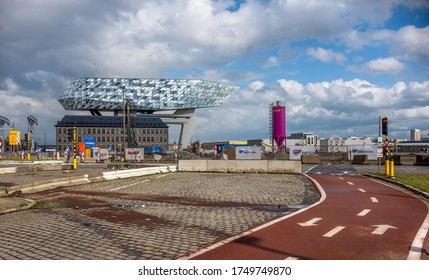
[55, 115, 168, 155]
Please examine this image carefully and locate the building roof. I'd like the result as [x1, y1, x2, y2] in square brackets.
[58, 78, 239, 112]
[55, 115, 168, 128]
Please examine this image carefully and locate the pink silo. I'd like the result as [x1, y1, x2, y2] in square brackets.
[272, 101, 286, 150]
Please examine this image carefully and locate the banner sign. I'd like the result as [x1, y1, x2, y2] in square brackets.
[289, 146, 317, 160]
[348, 145, 378, 160]
[93, 148, 109, 160]
[125, 148, 144, 161]
[235, 146, 261, 160]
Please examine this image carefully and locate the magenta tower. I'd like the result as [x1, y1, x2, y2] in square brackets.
[271, 101, 286, 150]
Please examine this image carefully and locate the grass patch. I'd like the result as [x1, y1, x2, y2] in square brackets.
[31, 201, 60, 209]
[19, 202, 29, 208]
[394, 174, 429, 193]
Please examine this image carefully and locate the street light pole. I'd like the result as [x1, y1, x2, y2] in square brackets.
[122, 87, 126, 161]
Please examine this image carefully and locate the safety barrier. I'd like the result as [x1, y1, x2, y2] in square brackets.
[102, 165, 177, 180]
[178, 160, 301, 174]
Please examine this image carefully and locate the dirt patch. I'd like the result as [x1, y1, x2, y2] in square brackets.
[86, 208, 172, 227]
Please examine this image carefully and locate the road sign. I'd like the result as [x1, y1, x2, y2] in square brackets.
[9, 130, 21, 146]
[383, 140, 390, 147]
[83, 136, 96, 148]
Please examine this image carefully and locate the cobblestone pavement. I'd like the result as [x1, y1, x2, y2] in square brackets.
[0, 172, 320, 260]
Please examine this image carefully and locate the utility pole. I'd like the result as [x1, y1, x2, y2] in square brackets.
[73, 127, 77, 170]
[122, 89, 126, 161]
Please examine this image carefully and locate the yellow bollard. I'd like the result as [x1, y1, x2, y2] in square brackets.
[385, 148, 390, 176]
[389, 152, 395, 178]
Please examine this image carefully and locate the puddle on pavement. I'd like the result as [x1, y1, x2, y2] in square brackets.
[112, 204, 146, 209]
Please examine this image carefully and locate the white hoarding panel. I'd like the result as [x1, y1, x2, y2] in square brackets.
[235, 146, 261, 160]
[348, 145, 378, 160]
[126, 148, 144, 161]
[93, 148, 109, 160]
[289, 146, 317, 160]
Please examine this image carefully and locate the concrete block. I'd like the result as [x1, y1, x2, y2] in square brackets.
[207, 160, 237, 172]
[236, 160, 267, 173]
[352, 155, 368, 164]
[178, 160, 207, 172]
[416, 155, 429, 166]
[0, 167, 17, 174]
[168, 165, 178, 172]
[16, 166, 31, 173]
[40, 165, 63, 171]
[301, 155, 321, 164]
[397, 155, 415, 165]
[268, 160, 301, 174]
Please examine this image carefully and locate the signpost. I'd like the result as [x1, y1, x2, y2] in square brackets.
[9, 130, 20, 146]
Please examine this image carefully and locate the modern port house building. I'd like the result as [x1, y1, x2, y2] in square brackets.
[56, 78, 238, 154]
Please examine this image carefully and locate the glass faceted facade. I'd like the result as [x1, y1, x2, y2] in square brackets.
[59, 78, 239, 111]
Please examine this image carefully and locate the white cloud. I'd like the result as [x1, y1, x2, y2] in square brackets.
[195, 78, 429, 141]
[361, 57, 405, 74]
[306, 47, 347, 64]
[392, 25, 429, 60]
[264, 56, 279, 68]
[248, 81, 265, 91]
[344, 25, 429, 61]
[1, 0, 429, 143]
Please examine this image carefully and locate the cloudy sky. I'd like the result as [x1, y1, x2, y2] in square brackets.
[1, 0, 428, 146]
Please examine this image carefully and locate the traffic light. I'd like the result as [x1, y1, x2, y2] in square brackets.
[382, 117, 388, 136]
[24, 133, 28, 142]
[67, 128, 74, 142]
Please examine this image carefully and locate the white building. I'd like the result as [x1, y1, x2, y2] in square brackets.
[320, 136, 373, 153]
[286, 132, 319, 147]
[410, 129, 421, 141]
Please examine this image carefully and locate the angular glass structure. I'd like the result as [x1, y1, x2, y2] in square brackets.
[58, 78, 239, 111]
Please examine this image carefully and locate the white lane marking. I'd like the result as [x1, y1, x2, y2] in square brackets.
[367, 177, 429, 260]
[109, 180, 148, 191]
[357, 209, 371, 217]
[323, 226, 346, 238]
[371, 224, 398, 235]
[338, 177, 344, 180]
[347, 181, 354, 186]
[285, 256, 299, 260]
[358, 188, 366, 193]
[407, 204, 429, 259]
[370, 197, 379, 203]
[178, 173, 327, 260]
[303, 164, 320, 174]
[298, 217, 322, 227]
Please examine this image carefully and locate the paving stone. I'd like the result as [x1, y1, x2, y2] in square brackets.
[0, 172, 321, 259]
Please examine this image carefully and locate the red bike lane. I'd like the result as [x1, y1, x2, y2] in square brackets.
[185, 174, 429, 260]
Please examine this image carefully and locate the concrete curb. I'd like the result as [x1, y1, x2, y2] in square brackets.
[0, 198, 36, 215]
[364, 173, 429, 200]
[1, 165, 178, 213]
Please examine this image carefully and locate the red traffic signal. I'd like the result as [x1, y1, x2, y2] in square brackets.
[382, 117, 388, 136]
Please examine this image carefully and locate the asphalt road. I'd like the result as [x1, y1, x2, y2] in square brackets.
[187, 164, 429, 260]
